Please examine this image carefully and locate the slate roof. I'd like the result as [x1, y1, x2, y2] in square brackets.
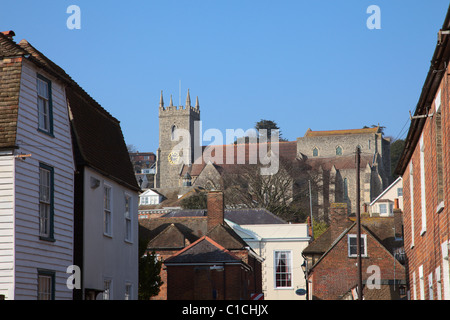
[162, 208, 287, 225]
[180, 141, 298, 177]
[305, 154, 374, 171]
[164, 236, 241, 264]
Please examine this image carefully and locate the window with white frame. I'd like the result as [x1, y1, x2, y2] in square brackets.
[274, 251, 292, 288]
[379, 203, 387, 215]
[39, 164, 53, 239]
[409, 164, 415, 248]
[348, 234, 367, 257]
[37, 74, 53, 135]
[104, 185, 112, 236]
[124, 194, 132, 242]
[419, 135, 426, 235]
[419, 265, 425, 300]
[436, 266, 442, 300]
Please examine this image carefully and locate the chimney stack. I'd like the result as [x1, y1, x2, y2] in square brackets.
[330, 203, 349, 240]
[207, 191, 224, 231]
[394, 208, 403, 239]
[1, 30, 15, 39]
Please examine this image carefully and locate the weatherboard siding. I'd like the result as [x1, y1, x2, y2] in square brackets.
[12, 60, 74, 299]
[0, 154, 15, 299]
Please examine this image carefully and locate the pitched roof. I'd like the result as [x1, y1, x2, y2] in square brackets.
[305, 154, 374, 171]
[164, 236, 242, 264]
[162, 208, 287, 225]
[304, 127, 379, 137]
[0, 31, 138, 191]
[140, 214, 249, 251]
[0, 33, 23, 149]
[303, 216, 403, 270]
[181, 141, 298, 177]
[67, 86, 139, 191]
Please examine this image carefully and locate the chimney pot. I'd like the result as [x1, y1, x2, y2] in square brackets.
[1, 30, 15, 39]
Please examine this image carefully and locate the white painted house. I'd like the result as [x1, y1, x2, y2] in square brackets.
[227, 220, 311, 300]
[139, 188, 164, 205]
[0, 32, 75, 300]
[0, 31, 140, 300]
[369, 177, 403, 217]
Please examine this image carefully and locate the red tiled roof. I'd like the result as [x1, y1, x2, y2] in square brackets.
[0, 33, 23, 149]
[304, 127, 379, 137]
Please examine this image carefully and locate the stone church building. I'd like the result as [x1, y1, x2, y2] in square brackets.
[154, 90, 391, 222]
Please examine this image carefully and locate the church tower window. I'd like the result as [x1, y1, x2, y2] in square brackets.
[336, 146, 343, 156]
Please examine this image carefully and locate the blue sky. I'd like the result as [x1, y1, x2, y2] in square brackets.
[1, 1, 449, 152]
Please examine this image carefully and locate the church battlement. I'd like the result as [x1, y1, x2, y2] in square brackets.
[159, 89, 200, 115]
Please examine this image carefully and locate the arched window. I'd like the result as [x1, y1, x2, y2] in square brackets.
[336, 146, 343, 156]
[343, 178, 348, 200]
[313, 147, 319, 157]
[171, 125, 177, 141]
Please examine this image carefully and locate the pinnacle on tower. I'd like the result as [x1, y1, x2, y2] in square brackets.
[169, 95, 173, 107]
[195, 96, 200, 109]
[159, 90, 164, 108]
[186, 89, 191, 108]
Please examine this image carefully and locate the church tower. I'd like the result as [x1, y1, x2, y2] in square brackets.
[155, 89, 200, 189]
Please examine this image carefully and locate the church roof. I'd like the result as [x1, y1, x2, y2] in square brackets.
[304, 127, 379, 137]
[181, 140, 298, 177]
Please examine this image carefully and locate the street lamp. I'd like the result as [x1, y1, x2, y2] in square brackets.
[301, 260, 309, 300]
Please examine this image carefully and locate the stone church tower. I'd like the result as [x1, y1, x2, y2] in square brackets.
[154, 90, 200, 189]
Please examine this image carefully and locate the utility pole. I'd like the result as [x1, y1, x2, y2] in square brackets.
[356, 146, 363, 300]
[309, 180, 314, 240]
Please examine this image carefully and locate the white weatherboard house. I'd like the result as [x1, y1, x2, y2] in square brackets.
[369, 177, 403, 217]
[0, 31, 140, 300]
[0, 32, 75, 299]
[227, 220, 311, 300]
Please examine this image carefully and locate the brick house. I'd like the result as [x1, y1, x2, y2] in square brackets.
[302, 203, 406, 300]
[394, 5, 450, 300]
[139, 190, 263, 300]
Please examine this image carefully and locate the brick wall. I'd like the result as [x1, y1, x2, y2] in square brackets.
[401, 70, 450, 300]
[309, 223, 405, 300]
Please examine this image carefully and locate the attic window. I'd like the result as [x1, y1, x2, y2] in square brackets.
[37, 74, 53, 136]
[348, 234, 367, 257]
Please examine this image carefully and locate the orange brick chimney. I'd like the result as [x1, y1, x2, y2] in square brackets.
[207, 190, 224, 231]
[330, 203, 349, 241]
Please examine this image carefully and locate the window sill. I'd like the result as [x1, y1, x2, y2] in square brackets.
[274, 287, 294, 290]
[37, 128, 55, 138]
[103, 233, 113, 239]
[39, 236, 55, 242]
[436, 201, 445, 214]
